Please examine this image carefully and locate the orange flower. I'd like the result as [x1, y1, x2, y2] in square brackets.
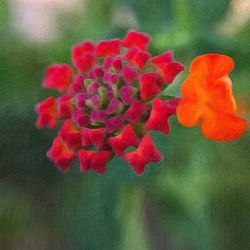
[177, 54, 247, 141]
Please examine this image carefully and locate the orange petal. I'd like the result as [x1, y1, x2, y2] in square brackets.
[200, 108, 247, 141]
[190, 53, 234, 81]
[208, 75, 236, 114]
[177, 53, 247, 141]
[181, 70, 207, 101]
[176, 101, 204, 127]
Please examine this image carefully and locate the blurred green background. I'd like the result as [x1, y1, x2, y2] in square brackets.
[1, 0, 250, 249]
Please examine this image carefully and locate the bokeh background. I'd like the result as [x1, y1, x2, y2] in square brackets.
[1, 0, 250, 249]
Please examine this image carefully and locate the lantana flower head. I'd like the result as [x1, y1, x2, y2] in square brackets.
[36, 30, 247, 175]
[36, 30, 184, 175]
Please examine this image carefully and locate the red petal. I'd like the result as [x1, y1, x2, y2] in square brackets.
[57, 93, 75, 119]
[108, 124, 139, 156]
[78, 149, 93, 171]
[79, 149, 112, 174]
[132, 51, 151, 70]
[124, 151, 146, 175]
[82, 128, 107, 148]
[72, 40, 95, 57]
[96, 39, 121, 57]
[82, 128, 91, 147]
[138, 135, 162, 163]
[151, 51, 184, 83]
[124, 47, 151, 70]
[89, 128, 106, 148]
[108, 137, 127, 157]
[123, 30, 151, 50]
[139, 73, 160, 101]
[161, 62, 185, 83]
[35, 97, 58, 128]
[119, 124, 140, 146]
[77, 53, 97, 74]
[72, 40, 96, 73]
[124, 47, 140, 61]
[145, 98, 179, 135]
[124, 135, 162, 175]
[90, 151, 112, 174]
[151, 51, 173, 65]
[47, 136, 75, 172]
[43, 64, 74, 93]
[59, 120, 82, 149]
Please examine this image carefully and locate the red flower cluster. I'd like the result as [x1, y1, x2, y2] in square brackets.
[35, 30, 184, 175]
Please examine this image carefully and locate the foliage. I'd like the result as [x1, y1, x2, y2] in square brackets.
[0, 0, 249, 249]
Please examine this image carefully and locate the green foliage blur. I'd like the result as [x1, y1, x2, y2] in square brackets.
[0, 0, 250, 249]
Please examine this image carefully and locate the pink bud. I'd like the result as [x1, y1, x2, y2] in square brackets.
[121, 65, 137, 84]
[86, 95, 102, 109]
[72, 111, 89, 127]
[106, 116, 124, 133]
[90, 110, 107, 122]
[69, 75, 84, 92]
[124, 100, 147, 123]
[103, 56, 114, 69]
[113, 57, 122, 70]
[94, 67, 104, 78]
[106, 99, 123, 114]
[119, 85, 134, 105]
[87, 81, 101, 93]
[75, 93, 88, 110]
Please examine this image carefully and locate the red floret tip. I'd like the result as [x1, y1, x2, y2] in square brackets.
[47, 136, 75, 172]
[35, 97, 58, 128]
[43, 64, 74, 93]
[151, 51, 184, 83]
[108, 124, 139, 156]
[96, 39, 122, 57]
[59, 120, 82, 149]
[124, 135, 162, 175]
[82, 127, 106, 148]
[123, 30, 151, 50]
[79, 149, 112, 174]
[57, 93, 75, 119]
[72, 40, 96, 74]
[145, 98, 181, 135]
[139, 73, 161, 101]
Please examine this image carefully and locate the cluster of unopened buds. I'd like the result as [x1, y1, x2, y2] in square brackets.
[36, 30, 247, 175]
